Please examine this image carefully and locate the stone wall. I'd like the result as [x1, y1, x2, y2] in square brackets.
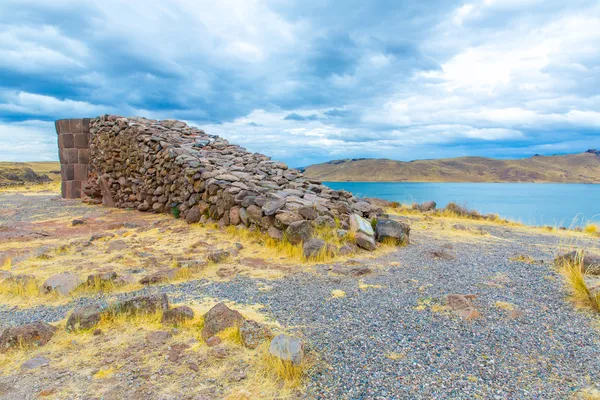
[55, 118, 91, 199]
[64, 115, 382, 238]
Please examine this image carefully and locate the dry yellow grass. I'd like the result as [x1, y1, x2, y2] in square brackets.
[0, 300, 308, 398]
[584, 224, 599, 235]
[330, 289, 346, 298]
[557, 251, 600, 312]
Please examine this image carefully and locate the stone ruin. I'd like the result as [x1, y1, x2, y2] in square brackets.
[56, 115, 408, 252]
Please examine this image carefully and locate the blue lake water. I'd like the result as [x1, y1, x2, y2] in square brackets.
[323, 182, 600, 227]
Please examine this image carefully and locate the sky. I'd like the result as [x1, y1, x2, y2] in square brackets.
[0, 0, 599, 167]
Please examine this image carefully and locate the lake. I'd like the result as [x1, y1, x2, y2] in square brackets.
[323, 182, 600, 227]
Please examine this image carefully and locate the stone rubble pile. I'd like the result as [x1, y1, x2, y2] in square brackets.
[82, 115, 400, 251]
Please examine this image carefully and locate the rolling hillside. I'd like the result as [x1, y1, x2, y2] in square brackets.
[302, 150, 600, 183]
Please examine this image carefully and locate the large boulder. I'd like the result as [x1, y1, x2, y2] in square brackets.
[375, 219, 410, 245]
[349, 214, 374, 236]
[269, 334, 304, 365]
[0, 322, 57, 352]
[113, 294, 169, 316]
[66, 304, 103, 331]
[42, 273, 82, 295]
[286, 220, 314, 245]
[355, 232, 377, 251]
[201, 302, 245, 340]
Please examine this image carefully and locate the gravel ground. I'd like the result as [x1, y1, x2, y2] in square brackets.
[2, 194, 600, 399]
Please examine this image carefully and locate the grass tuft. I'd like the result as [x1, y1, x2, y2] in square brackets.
[330, 289, 346, 298]
[558, 250, 600, 312]
[584, 224, 599, 235]
[256, 342, 309, 389]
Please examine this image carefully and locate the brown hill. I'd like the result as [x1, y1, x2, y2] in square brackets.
[0, 162, 58, 185]
[302, 150, 600, 183]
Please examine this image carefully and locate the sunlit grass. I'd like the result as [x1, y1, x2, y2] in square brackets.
[557, 250, 600, 312]
[584, 223, 599, 235]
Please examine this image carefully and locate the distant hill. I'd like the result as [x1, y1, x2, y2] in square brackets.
[302, 150, 600, 183]
[0, 162, 58, 186]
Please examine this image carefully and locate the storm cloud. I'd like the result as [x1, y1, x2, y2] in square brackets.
[0, 0, 598, 166]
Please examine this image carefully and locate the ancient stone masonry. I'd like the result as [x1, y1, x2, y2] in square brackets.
[55, 118, 91, 199]
[57, 115, 384, 237]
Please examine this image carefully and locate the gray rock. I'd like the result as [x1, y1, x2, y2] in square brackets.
[298, 206, 318, 220]
[20, 356, 50, 371]
[349, 214, 374, 236]
[201, 302, 244, 341]
[315, 215, 336, 228]
[162, 306, 195, 325]
[240, 320, 272, 349]
[275, 212, 303, 227]
[269, 334, 304, 365]
[66, 304, 102, 331]
[268, 226, 284, 240]
[420, 200, 436, 211]
[375, 219, 410, 245]
[262, 198, 286, 216]
[303, 238, 333, 259]
[0, 322, 57, 351]
[286, 220, 314, 245]
[355, 232, 377, 251]
[113, 294, 169, 316]
[42, 273, 82, 295]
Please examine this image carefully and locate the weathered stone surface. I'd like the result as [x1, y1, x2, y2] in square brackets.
[275, 212, 303, 227]
[355, 232, 377, 251]
[240, 320, 272, 349]
[72, 115, 384, 243]
[375, 219, 410, 245]
[42, 273, 82, 295]
[113, 294, 169, 315]
[66, 304, 102, 331]
[286, 220, 314, 245]
[315, 215, 336, 228]
[139, 268, 178, 285]
[267, 226, 283, 240]
[185, 207, 202, 224]
[21, 356, 50, 371]
[298, 206, 318, 220]
[208, 250, 231, 263]
[269, 334, 304, 365]
[201, 302, 245, 340]
[349, 214, 374, 236]
[0, 322, 57, 352]
[262, 198, 286, 216]
[331, 264, 371, 276]
[303, 238, 334, 259]
[147, 330, 172, 344]
[420, 200, 436, 211]
[161, 306, 194, 325]
[87, 271, 117, 286]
